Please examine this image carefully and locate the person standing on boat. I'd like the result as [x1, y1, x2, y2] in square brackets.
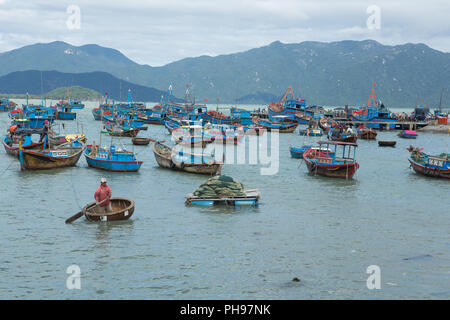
[94, 178, 112, 213]
[40, 120, 49, 142]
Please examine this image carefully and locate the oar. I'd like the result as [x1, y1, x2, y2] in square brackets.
[65, 197, 109, 224]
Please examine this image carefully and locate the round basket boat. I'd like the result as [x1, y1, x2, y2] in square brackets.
[378, 140, 396, 147]
[132, 137, 151, 145]
[83, 197, 135, 222]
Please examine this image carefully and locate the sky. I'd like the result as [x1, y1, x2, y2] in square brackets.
[0, 0, 449, 66]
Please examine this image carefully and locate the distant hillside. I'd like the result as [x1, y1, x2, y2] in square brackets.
[1, 40, 449, 106]
[0, 70, 173, 102]
[45, 86, 103, 100]
[0, 86, 102, 100]
[236, 91, 279, 104]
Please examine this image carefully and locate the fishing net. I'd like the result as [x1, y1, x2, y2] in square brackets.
[193, 175, 246, 198]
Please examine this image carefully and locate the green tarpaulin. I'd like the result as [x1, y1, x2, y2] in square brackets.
[193, 175, 246, 198]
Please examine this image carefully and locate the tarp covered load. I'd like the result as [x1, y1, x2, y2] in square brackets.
[193, 175, 246, 198]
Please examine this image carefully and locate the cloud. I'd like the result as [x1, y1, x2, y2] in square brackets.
[0, 0, 448, 66]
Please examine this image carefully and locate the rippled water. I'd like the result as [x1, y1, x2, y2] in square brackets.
[0, 100, 449, 299]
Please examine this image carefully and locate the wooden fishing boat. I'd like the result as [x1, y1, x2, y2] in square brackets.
[407, 146, 450, 179]
[132, 137, 151, 145]
[18, 142, 85, 170]
[84, 144, 143, 172]
[152, 141, 222, 174]
[398, 130, 417, 139]
[2, 134, 43, 156]
[137, 113, 164, 125]
[378, 140, 396, 147]
[83, 197, 135, 222]
[104, 126, 140, 137]
[356, 126, 377, 140]
[252, 116, 298, 133]
[303, 141, 359, 179]
[185, 189, 260, 206]
[331, 134, 357, 143]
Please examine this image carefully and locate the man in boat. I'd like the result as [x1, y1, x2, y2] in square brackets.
[39, 120, 50, 142]
[94, 178, 112, 213]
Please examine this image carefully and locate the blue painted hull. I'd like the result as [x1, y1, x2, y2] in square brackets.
[84, 148, 143, 172]
[290, 145, 312, 158]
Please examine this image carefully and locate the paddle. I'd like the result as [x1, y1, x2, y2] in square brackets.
[65, 197, 109, 224]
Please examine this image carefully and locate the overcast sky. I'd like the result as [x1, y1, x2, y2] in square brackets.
[0, 0, 449, 66]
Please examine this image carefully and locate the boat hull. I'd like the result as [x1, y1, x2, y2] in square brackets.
[19, 146, 84, 170]
[152, 141, 221, 175]
[408, 159, 450, 179]
[2, 139, 44, 156]
[132, 137, 151, 145]
[84, 154, 142, 172]
[378, 140, 396, 147]
[357, 129, 377, 140]
[305, 160, 358, 179]
[83, 198, 135, 222]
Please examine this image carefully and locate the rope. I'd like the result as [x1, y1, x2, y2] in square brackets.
[0, 157, 16, 177]
[69, 162, 83, 210]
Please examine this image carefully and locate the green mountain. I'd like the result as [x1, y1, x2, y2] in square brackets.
[45, 86, 103, 100]
[0, 86, 102, 100]
[0, 70, 172, 102]
[1, 40, 449, 107]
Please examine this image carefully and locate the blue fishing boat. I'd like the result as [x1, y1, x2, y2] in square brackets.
[204, 110, 237, 125]
[230, 108, 253, 125]
[351, 84, 397, 129]
[68, 99, 85, 109]
[252, 116, 298, 133]
[138, 107, 165, 125]
[0, 97, 16, 112]
[84, 144, 143, 172]
[398, 130, 417, 139]
[290, 145, 312, 158]
[164, 117, 205, 134]
[268, 86, 311, 120]
[55, 102, 77, 120]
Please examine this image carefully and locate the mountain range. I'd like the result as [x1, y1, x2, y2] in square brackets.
[0, 70, 170, 102]
[0, 40, 449, 107]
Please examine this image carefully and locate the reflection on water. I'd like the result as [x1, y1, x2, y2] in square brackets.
[0, 100, 449, 299]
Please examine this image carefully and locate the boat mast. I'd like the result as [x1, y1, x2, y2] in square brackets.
[367, 83, 377, 107]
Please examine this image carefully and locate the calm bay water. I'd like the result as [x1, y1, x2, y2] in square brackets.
[0, 100, 449, 299]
